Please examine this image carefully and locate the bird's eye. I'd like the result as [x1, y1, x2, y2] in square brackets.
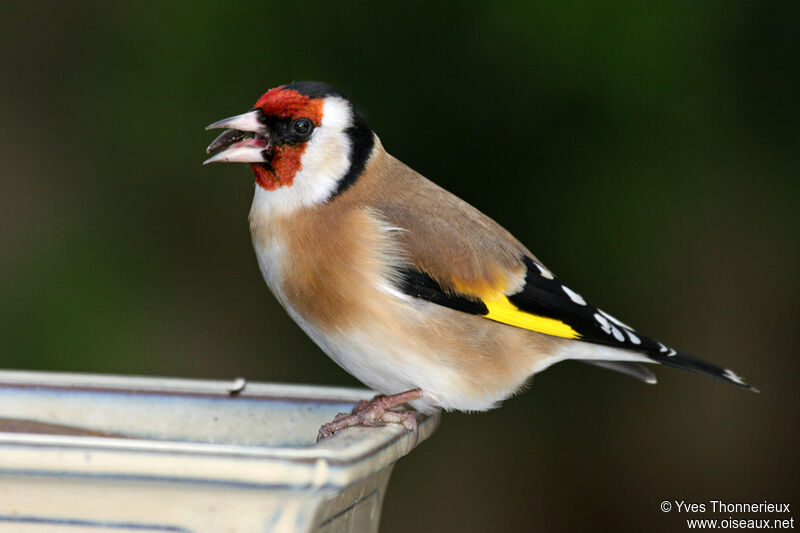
[292, 118, 313, 136]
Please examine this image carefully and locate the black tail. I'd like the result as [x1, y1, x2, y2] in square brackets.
[647, 349, 759, 392]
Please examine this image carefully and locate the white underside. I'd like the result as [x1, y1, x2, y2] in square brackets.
[251, 226, 655, 413]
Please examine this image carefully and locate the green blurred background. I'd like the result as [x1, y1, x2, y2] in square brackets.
[1, 1, 797, 531]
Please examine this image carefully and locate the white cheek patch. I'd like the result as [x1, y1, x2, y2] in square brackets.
[252, 97, 356, 215]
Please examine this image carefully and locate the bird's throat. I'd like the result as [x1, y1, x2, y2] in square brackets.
[252, 164, 282, 190]
[251, 144, 306, 191]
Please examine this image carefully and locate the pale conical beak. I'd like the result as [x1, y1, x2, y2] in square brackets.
[203, 109, 271, 166]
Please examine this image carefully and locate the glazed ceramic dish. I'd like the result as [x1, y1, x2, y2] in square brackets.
[0, 370, 438, 532]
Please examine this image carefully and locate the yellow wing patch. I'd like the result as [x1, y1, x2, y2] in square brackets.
[448, 270, 579, 339]
[481, 295, 580, 339]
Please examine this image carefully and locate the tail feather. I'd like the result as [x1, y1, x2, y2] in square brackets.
[554, 333, 757, 391]
[646, 350, 758, 392]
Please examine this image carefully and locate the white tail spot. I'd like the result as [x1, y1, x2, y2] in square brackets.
[723, 368, 745, 385]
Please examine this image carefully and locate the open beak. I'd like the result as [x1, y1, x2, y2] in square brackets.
[203, 109, 271, 165]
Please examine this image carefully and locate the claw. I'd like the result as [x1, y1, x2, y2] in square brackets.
[316, 389, 423, 443]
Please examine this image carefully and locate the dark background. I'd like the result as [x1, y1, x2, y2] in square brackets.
[1, 2, 797, 531]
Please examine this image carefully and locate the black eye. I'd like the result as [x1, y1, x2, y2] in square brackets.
[292, 118, 313, 136]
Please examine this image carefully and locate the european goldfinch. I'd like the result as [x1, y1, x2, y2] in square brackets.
[204, 81, 755, 440]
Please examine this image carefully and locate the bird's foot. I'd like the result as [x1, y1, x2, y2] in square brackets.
[316, 389, 423, 443]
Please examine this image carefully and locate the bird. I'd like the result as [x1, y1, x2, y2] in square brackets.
[204, 81, 756, 441]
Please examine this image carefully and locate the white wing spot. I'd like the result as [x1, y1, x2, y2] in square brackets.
[658, 342, 668, 353]
[533, 262, 554, 280]
[594, 313, 612, 334]
[562, 285, 587, 306]
[599, 309, 634, 330]
[595, 308, 640, 343]
[666, 348, 677, 357]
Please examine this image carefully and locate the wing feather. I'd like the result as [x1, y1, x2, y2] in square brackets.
[360, 150, 755, 390]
